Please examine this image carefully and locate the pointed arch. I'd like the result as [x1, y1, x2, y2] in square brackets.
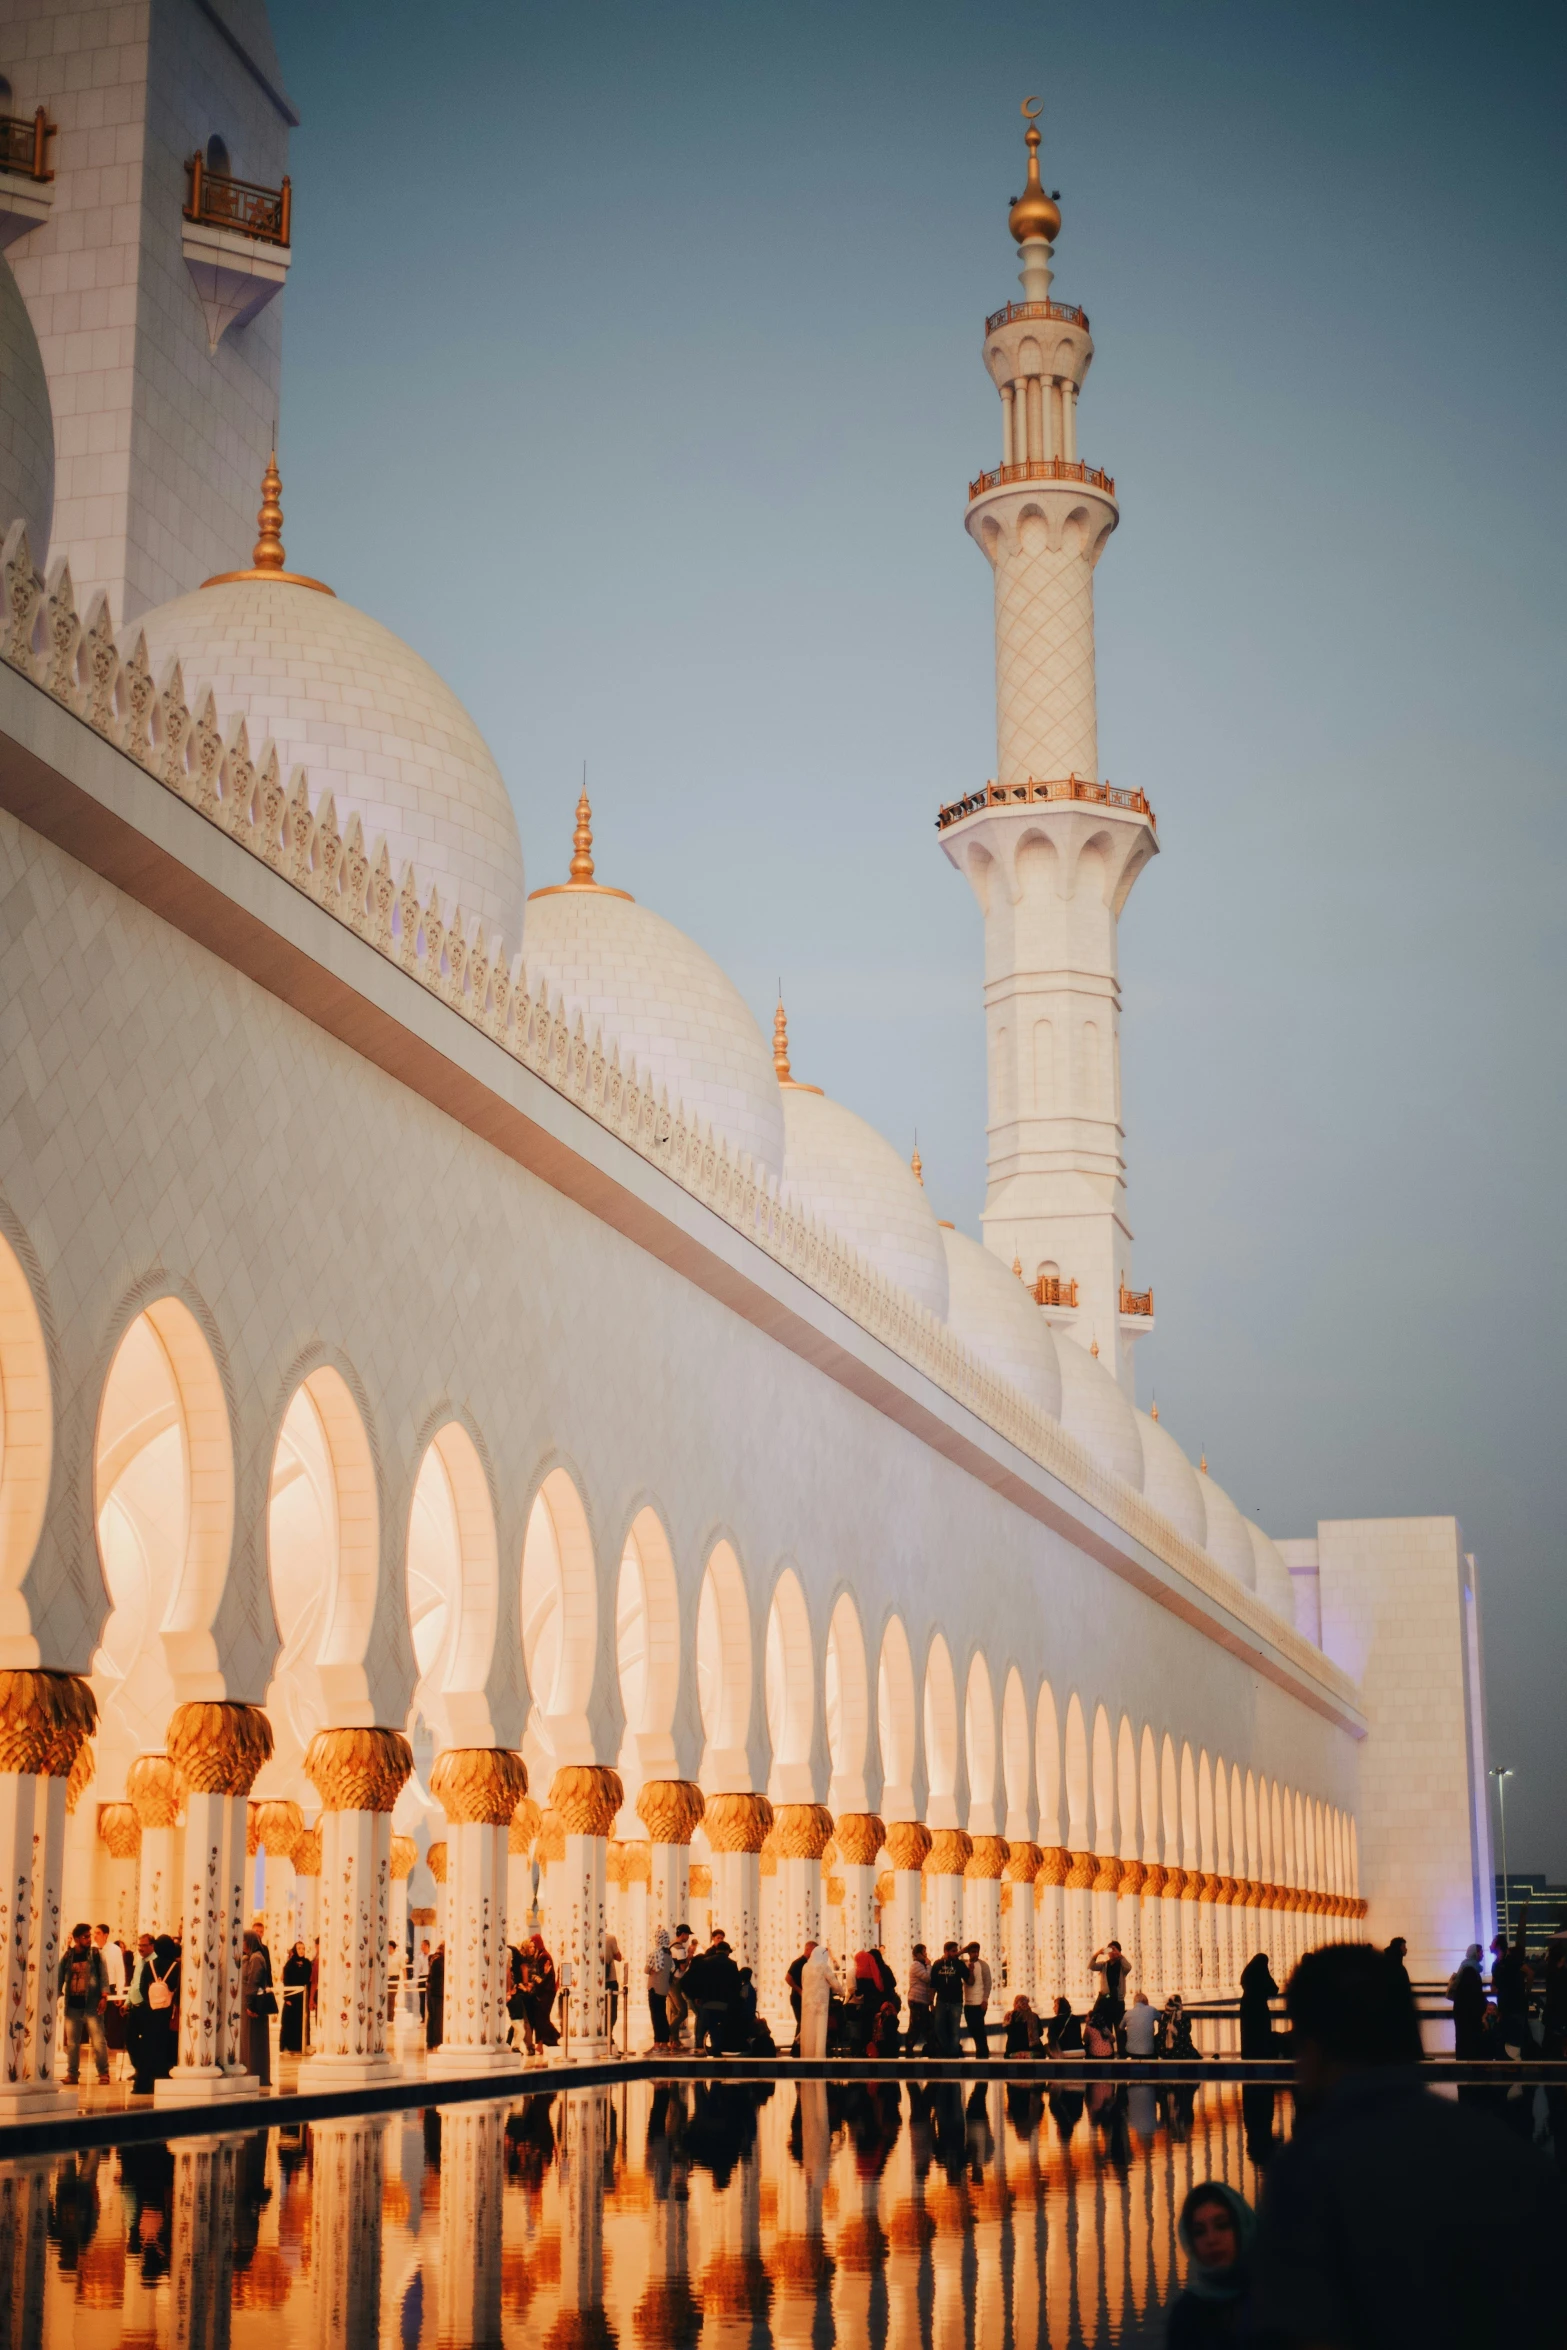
[824, 1590, 870, 1814]
[264, 1365, 379, 1793]
[1036, 1680, 1062, 1846]
[964, 1651, 997, 1835]
[764, 1567, 814, 1804]
[615, 1503, 681, 1802]
[1179, 1743, 1198, 1871]
[1198, 1750, 1215, 1873]
[517, 1464, 595, 1771]
[696, 1538, 752, 1794]
[1214, 1757, 1232, 1875]
[922, 1635, 959, 1830]
[1001, 1668, 1031, 1842]
[1091, 1702, 1115, 1854]
[408, 1419, 499, 1751]
[1140, 1726, 1160, 1863]
[877, 1615, 917, 1820]
[1064, 1692, 1089, 1848]
[1116, 1714, 1138, 1860]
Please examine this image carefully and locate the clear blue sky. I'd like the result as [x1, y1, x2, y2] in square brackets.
[267, 0, 1566, 1872]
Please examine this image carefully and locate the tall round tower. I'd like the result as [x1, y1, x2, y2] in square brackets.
[940, 105, 1158, 1397]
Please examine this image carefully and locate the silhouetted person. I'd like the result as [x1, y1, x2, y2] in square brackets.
[1238, 1951, 1279, 2058]
[1165, 2179, 1254, 2345]
[1490, 1907, 1532, 2055]
[1247, 1941, 1566, 2348]
[1450, 1943, 1488, 2060]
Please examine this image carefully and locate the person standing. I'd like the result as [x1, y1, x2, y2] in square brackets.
[799, 1941, 843, 2059]
[1540, 1933, 1567, 2061]
[963, 1942, 993, 2057]
[239, 1929, 274, 2088]
[280, 1940, 313, 2054]
[127, 1934, 180, 2095]
[929, 1942, 970, 2057]
[1165, 2179, 1256, 2344]
[58, 1922, 109, 2088]
[647, 1927, 674, 2048]
[1491, 1906, 1532, 2056]
[1239, 1951, 1280, 2058]
[697, 1933, 741, 2056]
[425, 1942, 445, 2049]
[603, 1929, 623, 2042]
[1450, 1944, 1488, 2060]
[906, 1944, 932, 2053]
[1090, 1939, 1129, 2023]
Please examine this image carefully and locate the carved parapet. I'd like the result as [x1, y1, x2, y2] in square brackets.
[167, 1700, 273, 1797]
[430, 1745, 528, 1827]
[302, 1726, 414, 1815]
[702, 1792, 774, 1855]
[292, 1827, 323, 1878]
[773, 1803, 835, 1861]
[1065, 1850, 1097, 1891]
[925, 1828, 973, 1877]
[965, 1836, 1010, 1881]
[252, 1797, 305, 1858]
[66, 1738, 94, 1816]
[550, 1763, 623, 1839]
[635, 1779, 706, 1846]
[883, 1821, 932, 1873]
[1141, 1864, 1167, 1897]
[97, 1801, 141, 1861]
[1003, 1841, 1043, 1883]
[689, 1862, 712, 1898]
[508, 1794, 543, 1856]
[389, 1833, 418, 1882]
[1033, 1845, 1071, 1892]
[0, 1668, 97, 1777]
[426, 1841, 448, 1885]
[1118, 1859, 1147, 1896]
[127, 1752, 180, 1831]
[833, 1812, 886, 1868]
[536, 1810, 566, 1867]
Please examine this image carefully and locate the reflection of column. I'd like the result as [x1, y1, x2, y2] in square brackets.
[882, 1822, 929, 1991]
[774, 1804, 833, 1973]
[704, 1793, 772, 1975]
[965, 1836, 1008, 2006]
[1065, 1848, 1096, 2001]
[158, 1701, 273, 2105]
[775, 2080, 832, 2344]
[0, 2157, 50, 2342]
[427, 1747, 529, 2077]
[299, 1727, 412, 2088]
[128, 1752, 182, 1936]
[834, 1813, 884, 1962]
[170, 2134, 238, 2349]
[1003, 1843, 1040, 2005]
[251, 1799, 304, 1967]
[558, 2086, 611, 2328]
[309, 2116, 387, 2350]
[0, 1671, 95, 2116]
[637, 1779, 704, 1944]
[549, 1764, 623, 2052]
[924, 1828, 970, 1954]
[701, 2099, 769, 2348]
[437, 2101, 506, 2350]
[1034, 1846, 1068, 2009]
[98, 1800, 142, 1943]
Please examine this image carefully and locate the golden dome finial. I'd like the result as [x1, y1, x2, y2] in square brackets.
[911, 1137, 924, 1187]
[1011, 1255, 1023, 1281]
[202, 450, 334, 594]
[569, 780, 595, 886]
[773, 994, 792, 1085]
[1009, 97, 1061, 247]
[1150, 1397, 1159, 1423]
[1090, 1334, 1099, 1358]
[1199, 1450, 1208, 1475]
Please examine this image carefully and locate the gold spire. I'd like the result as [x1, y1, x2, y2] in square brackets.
[1009, 98, 1062, 247]
[202, 451, 335, 594]
[772, 995, 822, 1094]
[1199, 1451, 1208, 1475]
[1090, 1335, 1099, 1358]
[1150, 1398, 1159, 1423]
[911, 1141, 924, 1187]
[1011, 1256, 1023, 1280]
[529, 777, 633, 902]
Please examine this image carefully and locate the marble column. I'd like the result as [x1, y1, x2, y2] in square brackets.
[426, 1837, 448, 1951]
[0, 1668, 95, 2117]
[1200, 1875, 1222, 1996]
[156, 1699, 273, 2105]
[964, 1836, 1008, 2008]
[437, 2102, 507, 2349]
[774, 1803, 834, 1973]
[882, 1822, 930, 1992]
[309, 2115, 388, 2350]
[549, 1764, 624, 2052]
[620, 1840, 650, 2030]
[1033, 1846, 1068, 2009]
[1065, 1848, 1097, 2001]
[427, 1746, 530, 2078]
[636, 1778, 705, 1947]
[687, 1857, 712, 1944]
[388, 1831, 422, 2059]
[1179, 1874, 1202, 2000]
[251, 1798, 304, 1968]
[1003, 1842, 1041, 2004]
[833, 1812, 885, 1962]
[1161, 1868, 1188, 1997]
[759, 1832, 783, 2034]
[96, 1800, 141, 1943]
[127, 1752, 182, 1936]
[703, 1792, 773, 1976]
[1091, 1854, 1121, 1970]
[296, 1727, 412, 2088]
[923, 1829, 971, 1955]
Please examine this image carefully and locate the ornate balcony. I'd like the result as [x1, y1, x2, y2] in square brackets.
[1033, 1274, 1078, 1310]
[184, 152, 291, 245]
[985, 297, 1089, 335]
[0, 109, 54, 182]
[936, 776, 1155, 833]
[968, 456, 1115, 504]
[181, 151, 293, 353]
[1118, 1283, 1155, 1318]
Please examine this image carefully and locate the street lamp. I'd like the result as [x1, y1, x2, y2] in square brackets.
[1490, 1766, 1514, 1944]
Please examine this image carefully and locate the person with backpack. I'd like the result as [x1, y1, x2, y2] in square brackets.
[58, 1921, 109, 2087]
[125, 1933, 180, 2095]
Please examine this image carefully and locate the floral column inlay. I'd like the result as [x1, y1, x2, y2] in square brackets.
[156, 1698, 272, 2105]
[703, 1793, 773, 1976]
[126, 1753, 181, 1938]
[426, 1748, 530, 2077]
[298, 1726, 412, 2088]
[0, 1669, 96, 2116]
[547, 1763, 622, 2054]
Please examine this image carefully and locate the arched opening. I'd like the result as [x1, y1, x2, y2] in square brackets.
[1244, 1771, 1260, 1883]
[823, 1591, 869, 1814]
[0, 1228, 51, 1649]
[695, 1540, 751, 1794]
[921, 1635, 959, 1830]
[763, 1567, 813, 1804]
[963, 1652, 997, 1835]
[1116, 1714, 1138, 1859]
[1198, 1750, 1215, 1873]
[614, 1505, 680, 1805]
[1064, 1692, 1089, 1848]
[1091, 1702, 1115, 1854]
[1179, 1743, 1198, 1870]
[263, 1367, 379, 1790]
[1161, 1733, 1179, 1865]
[206, 133, 231, 178]
[1001, 1668, 1031, 1843]
[407, 1421, 499, 1755]
[518, 1467, 596, 1776]
[93, 1299, 233, 1780]
[876, 1616, 917, 1821]
[1036, 1681, 1062, 1846]
[1214, 1757, 1232, 1875]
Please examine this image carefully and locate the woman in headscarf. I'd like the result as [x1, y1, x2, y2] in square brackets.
[1165, 2178, 1255, 2343]
[1450, 1942, 1489, 2059]
[1046, 1994, 1083, 2054]
[280, 1940, 312, 2054]
[1161, 1994, 1198, 2059]
[523, 1934, 559, 2049]
[1238, 1950, 1280, 2058]
[1004, 1993, 1042, 2056]
[647, 1927, 674, 2048]
[239, 1929, 273, 2088]
[798, 1941, 843, 2060]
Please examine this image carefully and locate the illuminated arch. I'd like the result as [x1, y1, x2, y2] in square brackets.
[615, 1505, 681, 1803]
[1037, 1681, 1062, 1846]
[876, 1615, 918, 1820]
[518, 1466, 597, 1772]
[763, 1567, 814, 1804]
[264, 1366, 379, 1787]
[824, 1591, 869, 1814]
[922, 1635, 959, 1830]
[1001, 1668, 1031, 1843]
[963, 1652, 997, 1836]
[1139, 1725, 1159, 1862]
[696, 1539, 752, 1794]
[1116, 1714, 1138, 1860]
[1161, 1733, 1179, 1866]
[408, 1420, 500, 1752]
[1091, 1702, 1115, 1855]
[1064, 1693, 1089, 1850]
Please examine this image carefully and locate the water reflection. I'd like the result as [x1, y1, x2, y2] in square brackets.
[9, 2074, 1325, 2346]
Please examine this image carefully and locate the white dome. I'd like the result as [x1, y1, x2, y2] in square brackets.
[1247, 1521, 1298, 1623]
[524, 886, 786, 1181]
[1135, 1412, 1207, 1550]
[1199, 1473, 1258, 1590]
[1055, 1338, 1144, 1489]
[0, 255, 52, 563]
[780, 1089, 948, 1319]
[940, 1228, 1061, 1417]
[132, 578, 526, 941]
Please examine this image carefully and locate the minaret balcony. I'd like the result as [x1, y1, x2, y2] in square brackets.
[985, 297, 1090, 334]
[181, 152, 292, 353]
[0, 108, 56, 249]
[968, 457, 1115, 504]
[936, 776, 1155, 833]
[1118, 1283, 1155, 1328]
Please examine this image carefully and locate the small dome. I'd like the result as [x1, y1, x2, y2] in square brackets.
[1056, 1338, 1143, 1489]
[1199, 1473, 1258, 1591]
[780, 1087, 948, 1319]
[1247, 1521, 1298, 1624]
[940, 1228, 1061, 1417]
[1135, 1412, 1207, 1550]
[525, 879, 786, 1182]
[0, 254, 53, 563]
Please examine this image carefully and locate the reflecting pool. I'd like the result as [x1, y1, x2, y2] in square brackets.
[8, 2074, 1293, 2347]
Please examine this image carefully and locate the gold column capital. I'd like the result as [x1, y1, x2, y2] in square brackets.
[1163, 1866, 1188, 1897]
[774, 1802, 835, 1860]
[1003, 1840, 1043, 1883]
[1118, 1858, 1147, 1895]
[507, 1793, 543, 1855]
[536, 1809, 566, 1866]
[883, 1820, 933, 1872]
[65, 1737, 94, 1815]
[1092, 1853, 1123, 1893]
[549, 1762, 624, 1838]
[166, 1700, 273, 1797]
[389, 1832, 418, 1881]
[97, 1800, 141, 1860]
[833, 1812, 887, 1867]
[1141, 1863, 1167, 1896]
[621, 1838, 651, 1885]
[1033, 1844, 1071, 1890]
[965, 1835, 1010, 1881]
[1065, 1849, 1097, 1890]
[127, 1752, 181, 1830]
[0, 1668, 97, 1777]
[925, 1827, 974, 1877]
[430, 1745, 528, 1826]
[689, 1861, 712, 1898]
[634, 1778, 706, 1846]
[426, 1840, 447, 1884]
[252, 1796, 305, 1857]
[292, 1826, 323, 1878]
[304, 1725, 414, 1814]
[703, 1791, 774, 1854]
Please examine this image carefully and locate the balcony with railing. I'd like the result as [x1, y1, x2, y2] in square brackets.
[1032, 1275, 1078, 1311]
[0, 109, 54, 182]
[985, 297, 1089, 336]
[969, 456, 1115, 504]
[1118, 1283, 1155, 1319]
[184, 152, 291, 246]
[936, 776, 1155, 832]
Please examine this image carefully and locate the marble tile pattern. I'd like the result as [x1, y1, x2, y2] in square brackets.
[0, 257, 53, 560]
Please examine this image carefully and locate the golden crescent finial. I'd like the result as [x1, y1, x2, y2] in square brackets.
[1021, 94, 1042, 122]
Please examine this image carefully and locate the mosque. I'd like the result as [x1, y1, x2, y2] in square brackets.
[0, 0, 1493, 2110]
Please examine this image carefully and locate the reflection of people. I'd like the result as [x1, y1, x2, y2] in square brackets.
[1166, 2179, 1254, 2344]
[798, 1942, 842, 2059]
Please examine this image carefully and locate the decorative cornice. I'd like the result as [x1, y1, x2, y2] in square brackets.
[304, 1725, 414, 1815]
[0, 1668, 97, 1777]
[167, 1700, 273, 1798]
[429, 1745, 528, 1827]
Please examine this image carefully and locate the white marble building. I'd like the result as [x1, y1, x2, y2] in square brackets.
[0, 15, 1491, 2106]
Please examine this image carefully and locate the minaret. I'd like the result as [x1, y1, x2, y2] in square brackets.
[939, 102, 1158, 1396]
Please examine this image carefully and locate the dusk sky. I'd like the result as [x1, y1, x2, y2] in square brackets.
[266, 0, 1565, 1871]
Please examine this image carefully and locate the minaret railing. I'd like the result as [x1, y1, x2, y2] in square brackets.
[184, 152, 292, 246]
[985, 297, 1089, 334]
[936, 776, 1155, 831]
[968, 456, 1115, 503]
